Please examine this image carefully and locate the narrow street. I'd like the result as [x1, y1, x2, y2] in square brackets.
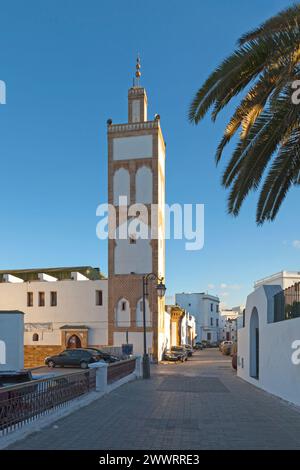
[7, 349, 300, 450]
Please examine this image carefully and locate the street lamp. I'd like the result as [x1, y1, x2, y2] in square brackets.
[142, 273, 166, 379]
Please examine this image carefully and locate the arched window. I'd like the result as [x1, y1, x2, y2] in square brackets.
[135, 166, 152, 204]
[113, 168, 130, 205]
[67, 334, 82, 349]
[32, 333, 39, 342]
[136, 298, 151, 327]
[115, 298, 131, 327]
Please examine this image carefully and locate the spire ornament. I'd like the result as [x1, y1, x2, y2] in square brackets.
[134, 55, 141, 87]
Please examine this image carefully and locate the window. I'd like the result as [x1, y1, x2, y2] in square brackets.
[32, 333, 39, 342]
[216, 319, 219, 327]
[210, 303, 213, 312]
[216, 304, 219, 313]
[207, 333, 211, 341]
[122, 301, 126, 311]
[38, 292, 45, 307]
[96, 290, 103, 306]
[50, 291, 57, 307]
[27, 292, 33, 307]
[210, 317, 213, 326]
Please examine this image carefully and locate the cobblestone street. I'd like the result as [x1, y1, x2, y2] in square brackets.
[6, 349, 300, 450]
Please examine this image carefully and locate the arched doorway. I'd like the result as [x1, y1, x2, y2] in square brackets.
[67, 334, 81, 349]
[250, 307, 259, 379]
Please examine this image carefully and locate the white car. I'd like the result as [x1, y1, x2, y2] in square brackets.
[219, 340, 233, 351]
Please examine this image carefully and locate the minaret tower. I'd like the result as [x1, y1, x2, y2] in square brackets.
[107, 58, 166, 361]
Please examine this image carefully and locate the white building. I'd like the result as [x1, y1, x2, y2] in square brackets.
[219, 306, 244, 343]
[254, 271, 300, 290]
[175, 293, 220, 343]
[0, 267, 108, 367]
[238, 271, 300, 407]
[181, 311, 196, 346]
[0, 311, 24, 371]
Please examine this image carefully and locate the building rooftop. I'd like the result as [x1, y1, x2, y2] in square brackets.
[0, 266, 107, 282]
[0, 310, 25, 315]
[176, 292, 220, 302]
[254, 271, 300, 289]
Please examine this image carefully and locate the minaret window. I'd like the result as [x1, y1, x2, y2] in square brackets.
[113, 168, 130, 205]
[136, 298, 151, 327]
[116, 298, 131, 327]
[135, 166, 152, 204]
[131, 100, 140, 122]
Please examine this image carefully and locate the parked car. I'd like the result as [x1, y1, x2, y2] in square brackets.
[180, 344, 193, 357]
[87, 348, 120, 363]
[219, 340, 233, 351]
[163, 350, 185, 363]
[171, 346, 188, 360]
[0, 370, 33, 388]
[194, 342, 203, 350]
[182, 344, 194, 356]
[220, 341, 233, 356]
[45, 349, 103, 369]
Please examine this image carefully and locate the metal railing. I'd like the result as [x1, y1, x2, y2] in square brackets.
[274, 282, 300, 322]
[107, 358, 136, 385]
[0, 369, 96, 436]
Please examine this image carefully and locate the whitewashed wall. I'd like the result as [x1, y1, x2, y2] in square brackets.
[114, 222, 152, 275]
[0, 312, 24, 371]
[0, 280, 108, 346]
[238, 285, 300, 407]
[158, 135, 165, 278]
[113, 331, 153, 357]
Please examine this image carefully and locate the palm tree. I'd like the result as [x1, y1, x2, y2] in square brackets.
[189, 4, 300, 224]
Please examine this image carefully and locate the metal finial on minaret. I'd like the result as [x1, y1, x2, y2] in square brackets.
[134, 55, 141, 87]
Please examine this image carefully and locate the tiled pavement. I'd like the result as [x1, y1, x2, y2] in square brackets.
[6, 349, 300, 450]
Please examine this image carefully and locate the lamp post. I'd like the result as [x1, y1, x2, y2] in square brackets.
[142, 273, 166, 379]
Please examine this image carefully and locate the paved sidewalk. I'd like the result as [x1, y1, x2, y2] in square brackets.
[6, 350, 300, 450]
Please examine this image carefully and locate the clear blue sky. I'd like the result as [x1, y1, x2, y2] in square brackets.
[0, 0, 299, 308]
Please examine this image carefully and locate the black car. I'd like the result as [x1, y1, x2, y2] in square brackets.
[171, 346, 188, 360]
[87, 348, 120, 363]
[163, 350, 185, 362]
[45, 349, 102, 369]
[0, 370, 33, 387]
[182, 344, 194, 356]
